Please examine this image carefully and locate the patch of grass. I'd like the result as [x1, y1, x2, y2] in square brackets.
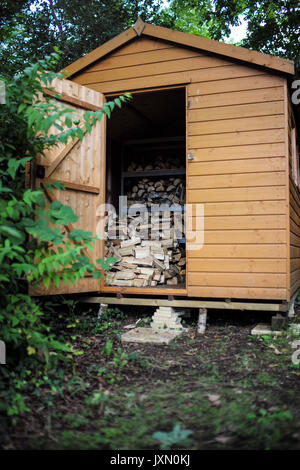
[128, 351, 151, 368]
[256, 372, 277, 386]
[60, 431, 104, 450]
[63, 414, 88, 429]
[5, 308, 300, 451]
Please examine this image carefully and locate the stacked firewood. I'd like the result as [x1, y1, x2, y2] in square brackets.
[127, 155, 184, 172]
[104, 154, 186, 288]
[127, 175, 185, 207]
[104, 235, 186, 288]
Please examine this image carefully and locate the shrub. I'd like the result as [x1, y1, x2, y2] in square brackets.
[0, 49, 130, 421]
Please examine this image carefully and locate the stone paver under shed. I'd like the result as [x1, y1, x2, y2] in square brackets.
[121, 327, 184, 344]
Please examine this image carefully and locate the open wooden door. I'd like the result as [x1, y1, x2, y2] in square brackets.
[29, 78, 106, 295]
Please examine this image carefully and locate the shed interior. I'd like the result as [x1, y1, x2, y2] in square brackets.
[104, 87, 187, 289]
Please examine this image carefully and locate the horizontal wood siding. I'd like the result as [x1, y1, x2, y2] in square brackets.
[187, 70, 287, 300]
[288, 95, 300, 298]
[72, 36, 289, 300]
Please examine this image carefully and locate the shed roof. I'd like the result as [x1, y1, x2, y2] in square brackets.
[64, 18, 295, 79]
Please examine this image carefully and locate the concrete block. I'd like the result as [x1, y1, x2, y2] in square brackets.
[271, 314, 287, 330]
[251, 323, 282, 336]
[121, 327, 184, 344]
[150, 306, 184, 331]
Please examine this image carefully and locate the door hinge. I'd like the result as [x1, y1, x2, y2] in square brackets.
[36, 164, 46, 179]
[187, 100, 191, 109]
[188, 152, 194, 161]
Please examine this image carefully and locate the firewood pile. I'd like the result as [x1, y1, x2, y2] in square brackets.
[127, 175, 185, 207]
[126, 155, 185, 208]
[127, 155, 184, 172]
[104, 154, 186, 288]
[105, 235, 186, 288]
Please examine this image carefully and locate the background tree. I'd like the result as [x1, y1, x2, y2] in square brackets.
[1, 1, 298, 76]
[242, 0, 299, 70]
[158, 0, 300, 69]
[0, 0, 164, 76]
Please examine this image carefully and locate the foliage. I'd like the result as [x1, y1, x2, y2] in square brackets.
[152, 423, 193, 449]
[156, 0, 238, 39]
[157, 1, 299, 68]
[128, 350, 150, 367]
[242, 0, 300, 69]
[102, 339, 114, 358]
[243, 407, 292, 448]
[0, 0, 165, 76]
[85, 391, 110, 409]
[98, 344, 129, 383]
[0, 49, 130, 421]
[1, 1, 298, 77]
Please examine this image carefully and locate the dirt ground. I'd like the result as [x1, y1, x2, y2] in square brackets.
[2, 303, 300, 451]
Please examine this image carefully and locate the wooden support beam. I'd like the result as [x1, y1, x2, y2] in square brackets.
[80, 296, 287, 312]
[43, 178, 99, 194]
[42, 88, 101, 112]
[45, 134, 82, 178]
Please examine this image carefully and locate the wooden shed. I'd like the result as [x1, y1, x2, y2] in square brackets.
[33, 19, 300, 313]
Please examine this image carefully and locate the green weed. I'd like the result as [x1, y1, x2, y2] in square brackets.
[152, 423, 193, 450]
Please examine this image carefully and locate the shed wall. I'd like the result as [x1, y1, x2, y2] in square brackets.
[288, 96, 300, 299]
[73, 37, 289, 300]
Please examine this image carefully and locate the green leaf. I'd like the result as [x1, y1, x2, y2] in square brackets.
[96, 110, 103, 121]
[102, 104, 111, 118]
[85, 121, 92, 134]
[52, 273, 60, 288]
[43, 276, 51, 290]
[0, 225, 24, 242]
[65, 115, 73, 128]
[0, 183, 12, 193]
[44, 181, 65, 191]
[8, 157, 31, 179]
[114, 98, 121, 108]
[18, 103, 27, 114]
[93, 271, 103, 279]
[76, 127, 84, 141]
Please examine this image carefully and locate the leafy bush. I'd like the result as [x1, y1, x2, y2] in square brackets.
[0, 49, 130, 421]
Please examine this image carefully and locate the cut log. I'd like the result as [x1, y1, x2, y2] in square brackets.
[110, 279, 133, 287]
[141, 240, 162, 248]
[132, 257, 154, 267]
[167, 277, 178, 285]
[139, 267, 155, 276]
[133, 278, 147, 287]
[120, 237, 141, 248]
[119, 247, 134, 256]
[115, 271, 135, 280]
[135, 246, 150, 258]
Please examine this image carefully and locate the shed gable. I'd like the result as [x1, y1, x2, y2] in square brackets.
[72, 36, 275, 95]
